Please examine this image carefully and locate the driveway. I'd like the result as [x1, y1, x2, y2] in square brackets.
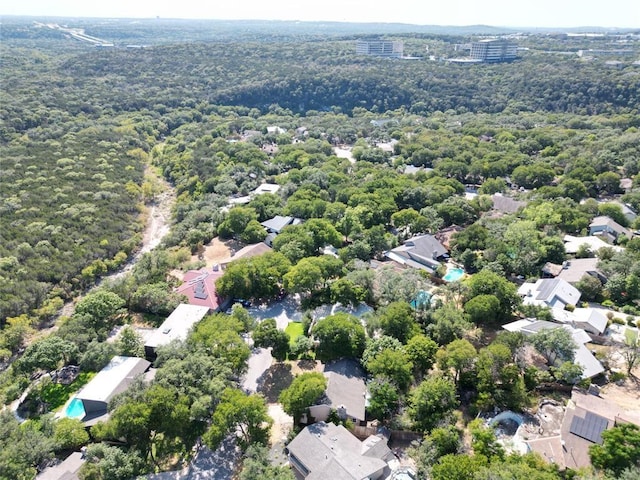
[242, 347, 273, 393]
[249, 297, 302, 330]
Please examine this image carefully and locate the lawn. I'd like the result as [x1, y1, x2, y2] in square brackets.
[285, 322, 304, 346]
[42, 372, 95, 411]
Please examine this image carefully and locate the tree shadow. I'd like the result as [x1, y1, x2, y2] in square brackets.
[256, 363, 294, 403]
[297, 358, 318, 371]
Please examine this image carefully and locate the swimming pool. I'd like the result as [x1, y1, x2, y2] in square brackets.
[443, 267, 465, 282]
[64, 397, 86, 420]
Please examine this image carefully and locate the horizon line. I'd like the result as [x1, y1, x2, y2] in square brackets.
[2, 14, 639, 31]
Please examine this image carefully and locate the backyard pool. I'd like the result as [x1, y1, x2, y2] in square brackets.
[443, 267, 465, 282]
[64, 397, 86, 420]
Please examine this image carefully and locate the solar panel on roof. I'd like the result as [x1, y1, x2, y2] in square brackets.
[569, 411, 608, 444]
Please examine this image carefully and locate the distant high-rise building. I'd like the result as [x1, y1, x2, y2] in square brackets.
[356, 40, 403, 58]
[470, 39, 517, 62]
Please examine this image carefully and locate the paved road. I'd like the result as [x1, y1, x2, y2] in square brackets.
[242, 348, 273, 393]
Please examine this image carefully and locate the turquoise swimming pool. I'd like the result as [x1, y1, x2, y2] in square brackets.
[443, 267, 465, 282]
[65, 397, 86, 419]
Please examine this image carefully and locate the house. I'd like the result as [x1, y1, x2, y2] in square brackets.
[559, 391, 640, 470]
[176, 268, 226, 312]
[306, 359, 367, 425]
[266, 126, 286, 135]
[74, 356, 151, 423]
[607, 201, 637, 223]
[251, 183, 281, 196]
[287, 421, 394, 480]
[503, 319, 604, 379]
[144, 304, 210, 360]
[218, 242, 272, 269]
[542, 258, 607, 285]
[261, 215, 302, 235]
[551, 308, 609, 336]
[384, 234, 448, 274]
[36, 451, 84, 480]
[518, 278, 581, 309]
[491, 193, 527, 214]
[589, 215, 631, 242]
[563, 234, 623, 255]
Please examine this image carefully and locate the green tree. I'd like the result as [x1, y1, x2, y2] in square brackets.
[590, 423, 640, 477]
[252, 319, 290, 361]
[430, 453, 487, 480]
[240, 219, 267, 244]
[366, 348, 413, 391]
[468, 418, 505, 460]
[409, 376, 458, 432]
[53, 418, 90, 451]
[529, 327, 576, 366]
[575, 274, 603, 302]
[377, 301, 419, 343]
[203, 388, 272, 450]
[116, 326, 144, 358]
[16, 336, 79, 374]
[409, 425, 461, 478]
[74, 290, 126, 326]
[78, 443, 144, 480]
[219, 206, 258, 238]
[426, 305, 473, 345]
[189, 315, 251, 372]
[279, 372, 327, 423]
[367, 376, 400, 420]
[239, 444, 295, 480]
[80, 341, 118, 372]
[405, 334, 438, 378]
[464, 294, 501, 326]
[312, 313, 366, 361]
[465, 269, 520, 322]
[436, 339, 477, 385]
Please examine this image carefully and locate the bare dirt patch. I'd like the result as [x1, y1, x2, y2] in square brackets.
[290, 359, 323, 375]
[599, 372, 640, 414]
[189, 237, 241, 269]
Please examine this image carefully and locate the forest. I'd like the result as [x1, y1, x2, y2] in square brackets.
[1, 16, 640, 480]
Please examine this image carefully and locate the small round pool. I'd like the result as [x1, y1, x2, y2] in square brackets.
[65, 397, 86, 420]
[443, 267, 465, 282]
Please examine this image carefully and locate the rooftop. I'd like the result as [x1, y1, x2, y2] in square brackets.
[144, 304, 210, 350]
[288, 422, 389, 480]
[491, 193, 527, 214]
[36, 452, 84, 480]
[77, 356, 150, 404]
[323, 359, 367, 422]
[556, 258, 603, 284]
[176, 269, 224, 311]
[502, 319, 603, 379]
[518, 278, 581, 308]
[260, 215, 301, 234]
[385, 234, 447, 272]
[563, 234, 623, 255]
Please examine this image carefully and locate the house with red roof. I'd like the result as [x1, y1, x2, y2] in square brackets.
[176, 268, 227, 312]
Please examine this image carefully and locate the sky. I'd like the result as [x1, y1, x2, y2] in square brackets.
[2, 0, 639, 28]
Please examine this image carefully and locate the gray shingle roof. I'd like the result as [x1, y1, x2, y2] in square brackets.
[287, 422, 388, 480]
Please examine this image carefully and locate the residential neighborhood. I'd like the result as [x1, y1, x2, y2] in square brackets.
[3, 15, 640, 480]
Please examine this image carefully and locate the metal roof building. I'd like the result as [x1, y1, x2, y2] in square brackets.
[76, 356, 150, 417]
[144, 304, 210, 359]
